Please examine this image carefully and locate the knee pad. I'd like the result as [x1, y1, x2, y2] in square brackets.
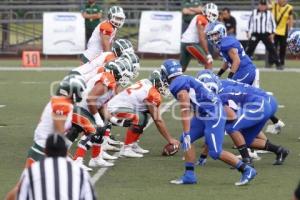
[130, 125, 144, 134]
[208, 150, 221, 160]
[65, 124, 83, 142]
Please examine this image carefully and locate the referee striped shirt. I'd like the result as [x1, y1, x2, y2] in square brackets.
[16, 157, 97, 200]
[248, 9, 276, 34]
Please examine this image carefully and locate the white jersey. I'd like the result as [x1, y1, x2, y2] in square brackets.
[78, 72, 117, 110]
[83, 21, 117, 61]
[181, 14, 208, 43]
[107, 79, 161, 113]
[72, 52, 116, 82]
[34, 97, 73, 148]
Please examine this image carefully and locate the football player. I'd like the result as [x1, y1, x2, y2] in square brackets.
[161, 59, 256, 186]
[73, 38, 135, 82]
[180, 3, 219, 72]
[197, 70, 289, 166]
[287, 30, 300, 55]
[207, 22, 285, 134]
[25, 75, 86, 167]
[80, 6, 126, 63]
[106, 70, 180, 158]
[65, 59, 134, 169]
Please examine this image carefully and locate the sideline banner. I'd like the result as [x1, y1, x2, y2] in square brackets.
[138, 11, 182, 54]
[231, 11, 265, 54]
[43, 12, 85, 55]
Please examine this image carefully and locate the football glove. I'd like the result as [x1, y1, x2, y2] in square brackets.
[206, 54, 213, 64]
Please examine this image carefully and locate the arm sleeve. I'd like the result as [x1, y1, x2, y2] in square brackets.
[270, 11, 276, 33]
[17, 170, 30, 200]
[81, 172, 97, 200]
[248, 11, 254, 32]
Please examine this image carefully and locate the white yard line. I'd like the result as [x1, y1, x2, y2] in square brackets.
[90, 99, 176, 185]
[1, 66, 300, 73]
[0, 105, 6, 108]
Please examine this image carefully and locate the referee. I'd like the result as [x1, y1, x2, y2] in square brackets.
[6, 134, 97, 200]
[246, 0, 282, 69]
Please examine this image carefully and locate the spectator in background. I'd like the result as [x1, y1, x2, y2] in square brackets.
[82, 0, 103, 43]
[5, 134, 97, 200]
[270, 0, 294, 67]
[246, 0, 282, 69]
[181, 0, 202, 33]
[222, 8, 236, 36]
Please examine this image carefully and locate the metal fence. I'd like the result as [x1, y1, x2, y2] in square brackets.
[0, 0, 299, 55]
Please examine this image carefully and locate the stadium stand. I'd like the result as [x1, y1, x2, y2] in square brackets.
[0, 0, 299, 54]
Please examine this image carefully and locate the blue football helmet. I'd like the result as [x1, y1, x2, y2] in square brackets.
[196, 69, 221, 93]
[287, 30, 300, 55]
[206, 22, 227, 45]
[160, 59, 183, 83]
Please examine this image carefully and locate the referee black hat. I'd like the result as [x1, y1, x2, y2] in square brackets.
[45, 134, 68, 157]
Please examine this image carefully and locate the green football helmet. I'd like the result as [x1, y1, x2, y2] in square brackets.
[120, 52, 140, 79]
[108, 6, 126, 28]
[56, 75, 86, 103]
[112, 39, 134, 57]
[149, 70, 170, 97]
[104, 59, 133, 87]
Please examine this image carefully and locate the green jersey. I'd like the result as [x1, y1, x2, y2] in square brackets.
[82, 3, 102, 29]
[182, 0, 202, 23]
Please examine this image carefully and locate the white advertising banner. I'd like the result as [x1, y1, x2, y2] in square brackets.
[43, 12, 85, 55]
[231, 11, 265, 54]
[138, 11, 182, 54]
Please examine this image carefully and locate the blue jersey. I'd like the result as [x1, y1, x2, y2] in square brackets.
[218, 36, 255, 71]
[218, 80, 264, 107]
[169, 75, 221, 115]
[220, 80, 268, 98]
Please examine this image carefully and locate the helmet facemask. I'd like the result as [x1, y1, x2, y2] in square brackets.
[204, 3, 219, 23]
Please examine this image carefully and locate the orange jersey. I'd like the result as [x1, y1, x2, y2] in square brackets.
[107, 79, 162, 113]
[83, 20, 117, 61]
[78, 72, 117, 110]
[34, 96, 73, 148]
[181, 14, 208, 43]
[72, 52, 116, 82]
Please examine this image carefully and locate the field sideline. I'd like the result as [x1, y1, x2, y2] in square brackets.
[0, 59, 300, 200]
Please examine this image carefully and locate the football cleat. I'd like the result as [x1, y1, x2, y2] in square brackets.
[102, 141, 120, 151]
[74, 157, 92, 171]
[102, 150, 118, 160]
[119, 145, 143, 158]
[132, 142, 150, 154]
[104, 135, 122, 146]
[273, 147, 289, 165]
[88, 156, 114, 167]
[266, 120, 285, 135]
[235, 165, 257, 186]
[170, 171, 197, 185]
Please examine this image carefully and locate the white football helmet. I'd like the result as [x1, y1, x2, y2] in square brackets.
[108, 6, 126, 28]
[204, 3, 219, 23]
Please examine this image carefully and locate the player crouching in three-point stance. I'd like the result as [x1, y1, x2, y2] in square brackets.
[25, 75, 86, 167]
[106, 70, 180, 158]
[161, 59, 256, 186]
[197, 70, 289, 166]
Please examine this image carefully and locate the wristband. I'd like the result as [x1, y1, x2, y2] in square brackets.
[228, 72, 234, 79]
[217, 68, 225, 76]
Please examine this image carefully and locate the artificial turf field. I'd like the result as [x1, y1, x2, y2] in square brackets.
[0, 59, 300, 200]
